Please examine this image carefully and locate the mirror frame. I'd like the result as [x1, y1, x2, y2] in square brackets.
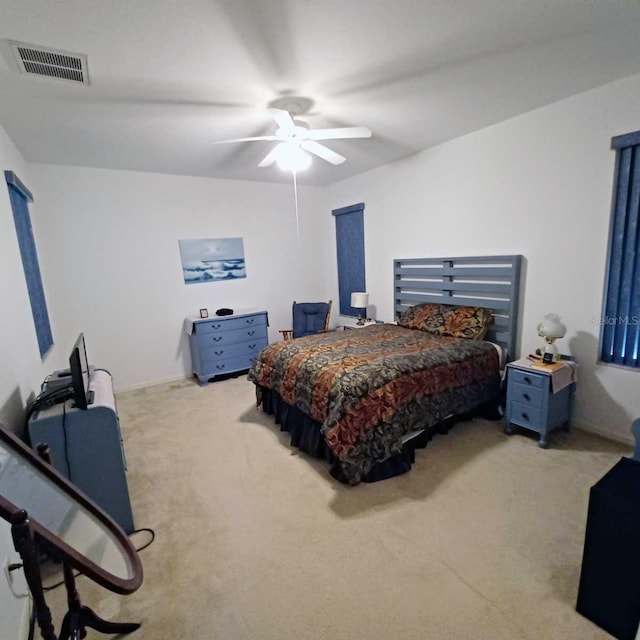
[0, 424, 143, 595]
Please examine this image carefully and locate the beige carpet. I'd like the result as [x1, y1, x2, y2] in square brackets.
[47, 375, 631, 639]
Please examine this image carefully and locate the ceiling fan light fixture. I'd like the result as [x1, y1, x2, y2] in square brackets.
[212, 102, 371, 173]
[275, 142, 311, 172]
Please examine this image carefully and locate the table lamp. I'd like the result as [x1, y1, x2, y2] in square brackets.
[350, 292, 369, 325]
[537, 313, 566, 361]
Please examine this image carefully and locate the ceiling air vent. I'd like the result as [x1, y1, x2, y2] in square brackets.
[7, 40, 89, 85]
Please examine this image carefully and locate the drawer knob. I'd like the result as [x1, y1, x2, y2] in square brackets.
[248, 330, 255, 336]
[246, 318, 255, 324]
[523, 393, 530, 401]
[248, 344, 256, 350]
[213, 336, 222, 342]
[211, 323, 221, 330]
[521, 412, 529, 421]
[216, 364, 225, 370]
[215, 350, 224, 356]
[523, 376, 532, 384]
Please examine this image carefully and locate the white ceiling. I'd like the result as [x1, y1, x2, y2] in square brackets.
[1, 0, 640, 186]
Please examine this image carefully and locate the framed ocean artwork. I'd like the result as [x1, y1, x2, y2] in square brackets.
[179, 237, 246, 284]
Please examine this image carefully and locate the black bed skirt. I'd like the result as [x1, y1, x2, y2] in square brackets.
[255, 385, 500, 484]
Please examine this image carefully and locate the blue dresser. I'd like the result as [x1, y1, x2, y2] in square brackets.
[188, 310, 269, 385]
[504, 359, 574, 448]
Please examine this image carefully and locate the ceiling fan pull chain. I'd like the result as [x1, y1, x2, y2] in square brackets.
[293, 171, 300, 242]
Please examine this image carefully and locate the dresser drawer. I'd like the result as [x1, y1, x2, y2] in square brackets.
[508, 401, 543, 433]
[200, 353, 260, 377]
[196, 325, 267, 348]
[508, 381, 544, 408]
[195, 313, 267, 335]
[508, 368, 546, 389]
[200, 338, 267, 365]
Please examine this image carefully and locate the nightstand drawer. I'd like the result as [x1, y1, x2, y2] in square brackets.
[508, 382, 544, 408]
[509, 368, 546, 389]
[509, 401, 543, 432]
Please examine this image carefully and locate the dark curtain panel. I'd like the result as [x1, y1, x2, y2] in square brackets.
[601, 142, 640, 368]
[5, 171, 53, 358]
[332, 203, 366, 316]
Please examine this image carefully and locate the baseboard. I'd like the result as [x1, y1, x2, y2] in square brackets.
[573, 420, 635, 448]
[114, 374, 191, 394]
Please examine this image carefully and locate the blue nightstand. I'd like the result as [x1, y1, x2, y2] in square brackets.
[504, 358, 575, 448]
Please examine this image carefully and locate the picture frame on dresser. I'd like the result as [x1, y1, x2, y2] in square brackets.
[199, 308, 209, 318]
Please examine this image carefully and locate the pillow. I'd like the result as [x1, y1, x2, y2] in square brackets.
[397, 303, 492, 340]
[397, 303, 447, 335]
[442, 305, 492, 340]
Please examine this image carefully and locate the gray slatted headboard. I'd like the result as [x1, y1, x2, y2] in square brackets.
[393, 255, 523, 363]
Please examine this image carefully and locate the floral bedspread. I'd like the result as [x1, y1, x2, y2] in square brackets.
[248, 324, 500, 484]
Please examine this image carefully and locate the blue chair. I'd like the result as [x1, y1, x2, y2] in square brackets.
[279, 300, 332, 340]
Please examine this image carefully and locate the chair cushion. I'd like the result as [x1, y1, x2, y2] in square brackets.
[292, 302, 330, 338]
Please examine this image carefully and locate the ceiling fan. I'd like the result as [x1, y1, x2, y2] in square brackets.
[210, 96, 372, 172]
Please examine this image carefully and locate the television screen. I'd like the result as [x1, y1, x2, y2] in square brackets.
[69, 333, 92, 410]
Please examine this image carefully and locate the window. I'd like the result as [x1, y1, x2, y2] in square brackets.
[600, 131, 640, 369]
[4, 171, 53, 358]
[332, 203, 366, 316]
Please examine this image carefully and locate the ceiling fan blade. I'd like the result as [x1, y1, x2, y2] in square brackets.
[210, 135, 279, 145]
[268, 108, 295, 132]
[306, 126, 372, 141]
[258, 145, 282, 168]
[301, 141, 346, 165]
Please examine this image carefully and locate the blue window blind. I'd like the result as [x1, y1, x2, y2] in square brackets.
[332, 203, 366, 316]
[4, 171, 53, 358]
[600, 131, 640, 368]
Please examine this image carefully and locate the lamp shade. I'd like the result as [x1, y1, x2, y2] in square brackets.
[537, 313, 566, 340]
[350, 292, 369, 309]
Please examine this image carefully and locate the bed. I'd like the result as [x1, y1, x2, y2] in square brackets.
[248, 255, 522, 485]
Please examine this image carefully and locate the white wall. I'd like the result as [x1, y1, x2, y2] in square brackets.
[327, 72, 640, 444]
[0, 124, 40, 639]
[29, 165, 332, 389]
